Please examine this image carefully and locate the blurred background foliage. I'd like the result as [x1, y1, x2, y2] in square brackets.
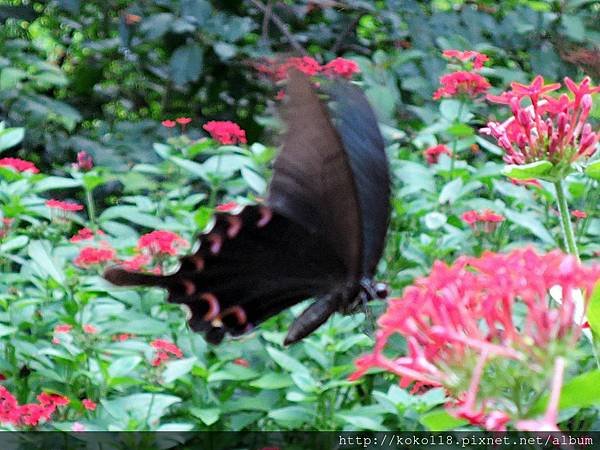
[0, 0, 598, 169]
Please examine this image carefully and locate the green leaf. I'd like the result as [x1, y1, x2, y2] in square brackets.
[0, 127, 25, 153]
[170, 43, 203, 86]
[190, 407, 220, 426]
[108, 356, 142, 379]
[268, 406, 314, 428]
[447, 123, 474, 138]
[586, 282, 600, 338]
[503, 161, 553, 180]
[420, 408, 468, 431]
[424, 212, 447, 230]
[207, 363, 258, 382]
[0, 324, 17, 338]
[249, 372, 293, 389]
[33, 176, 83, 192]
[530, 370, 600, 416]
[266, 346, 309, 375]
[241, 167, 266, 194]
[0, 235, 29, 253]
[504, 209, 554, 244]
[439, 178, 463, 205]
[27, 240, 65, 284]
[585, 160, 600, 181]
[162, 357, 197, 383]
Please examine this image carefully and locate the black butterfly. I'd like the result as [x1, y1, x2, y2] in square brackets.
[104, 71, 390, 345]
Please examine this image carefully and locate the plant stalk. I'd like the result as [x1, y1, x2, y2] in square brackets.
[553, 179, 579, 260]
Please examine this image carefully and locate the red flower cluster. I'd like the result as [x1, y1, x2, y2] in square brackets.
[0, 157, 39, 174]
[70, 227, 105, 243]
[150, 338, 183, 366]
[54, 324, 72, 334]
[46, 199, 84, 212]
[137, 230, 189, 257]
[423, 144, 452, 164]
[572, 210, 587, 219]
[83, 324, 98, 334]
[0, 218, 13, 239]
[161, 120, 176, 128]
[74, 151, 93, 171]
[350, 248, 600, 431]
[74, 246, 116, 268]
[203, 121, 247, 145]
[442, 50, 489, 70]
[255, 56, 359, 81]
[0, 387, 69, 427]
[82, 399, 97, 411]
[461, 209, 505, 232]
[481, 76, 599, 168]
[433, 71, 491, 100]
[322, 57, 360, 79]
[215, 201, 239, 212]
[162, 117, 192, 131]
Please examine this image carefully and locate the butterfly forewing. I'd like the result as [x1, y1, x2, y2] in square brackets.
[326, 81, 390, 276]
[268, 70, 363, 281]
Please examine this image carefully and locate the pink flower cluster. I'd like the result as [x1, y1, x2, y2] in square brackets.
[46, 199, 83, 212]
[203, 121, 247, 145]
[0, 157, 39, 174]
[433, 50, 490, 100]
[255, 56, 360, 81]
[70, 227, 105, 243]
[350, 248, 600, 431]
[461, 209, 505, 233]
[74, 245, 116, 268]
[162, 117, 192, 131]
[0, 387, 69, 427]
[481, 76, 599, 168]
[423, 144, 452, 164]
[137, 230, 189, 257]
[150, 338, 184, 367]
[74, 151, 93, 171]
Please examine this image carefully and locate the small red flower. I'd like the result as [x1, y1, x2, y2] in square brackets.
[137, 230, 189, 257]
[114, 333, 132, 342]
[461, 210, 480, 226]
[176, 117, 192, 125]
[151, 351, 170, 367]
[75, 151, 94, 171]
[572, 210, 587, 219]
[215, 201, 239, 212]
[45, 199, 84, 212]
[423, 144, 452, 164]
[510, 75, 561, 104]
[442, 50, 488, 70]
[479, 209, 505, 223]
[120, 254, 153, 271]
[509, 178, 542, 189]
[0, 157, 39, 174]
[54, 324, 72, 334]
[70, 227, 105, 243]
[233, 358, 250, 367]
[125, 14, 141, 25]
[37, 392, 69, 407]
[203, 121, 247, 145]
[151, 338, 183, 358]
[83, 324, 98, 334]
[72, 422, 85, 432]
[74, 246, 116, 268]
[82, 399, 97, 411]
[162, 120, 176, 128]
[433, 71, 490, 100]
[322, 57, 360, 79]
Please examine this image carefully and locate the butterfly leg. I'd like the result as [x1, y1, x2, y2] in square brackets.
[284, 294, 341, 345]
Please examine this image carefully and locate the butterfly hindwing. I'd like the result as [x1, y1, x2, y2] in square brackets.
[104, 205, 347, 343]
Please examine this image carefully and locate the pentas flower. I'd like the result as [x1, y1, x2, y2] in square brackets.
[442, 50, 489, 70]
[203, 121, 247, 145]
[54, 324, 72, 334]
[82, 399, 97, 411]
[70, 227, 105, 243]
[350, 248, 600, 431]
[0, 157, 39, 174]
[572, 210, 587, 219]
[74, 151, 93, 171]
[482, 76, 599, 171]
[215, 201, 239, 212]
[433, 71, 490, 100]
[72, 422, 85, 432]
[137, 230, 189, 257]
[461, 209, 505, 232]
[0, 387, 69, 428]
[0, 218, 13, 239]
[74, 246, 116, 268]
[271, 56, 321, 80]
[233, 358, 250, 367]
[150, 338, 183, 366]
[423, 144, 452, 164]
[45, 199, 84, 212]
[114, 333, 132, 342]
[176, 117, 191, 125]
[161, 120, 176, 128]
[322, 57, 360, 79]
[83, 324, 98, 334]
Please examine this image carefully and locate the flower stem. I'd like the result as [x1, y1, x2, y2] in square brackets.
[449, 100, 465, 178]
[553, 179, 579, 260]
[85, 188, 96, 226]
